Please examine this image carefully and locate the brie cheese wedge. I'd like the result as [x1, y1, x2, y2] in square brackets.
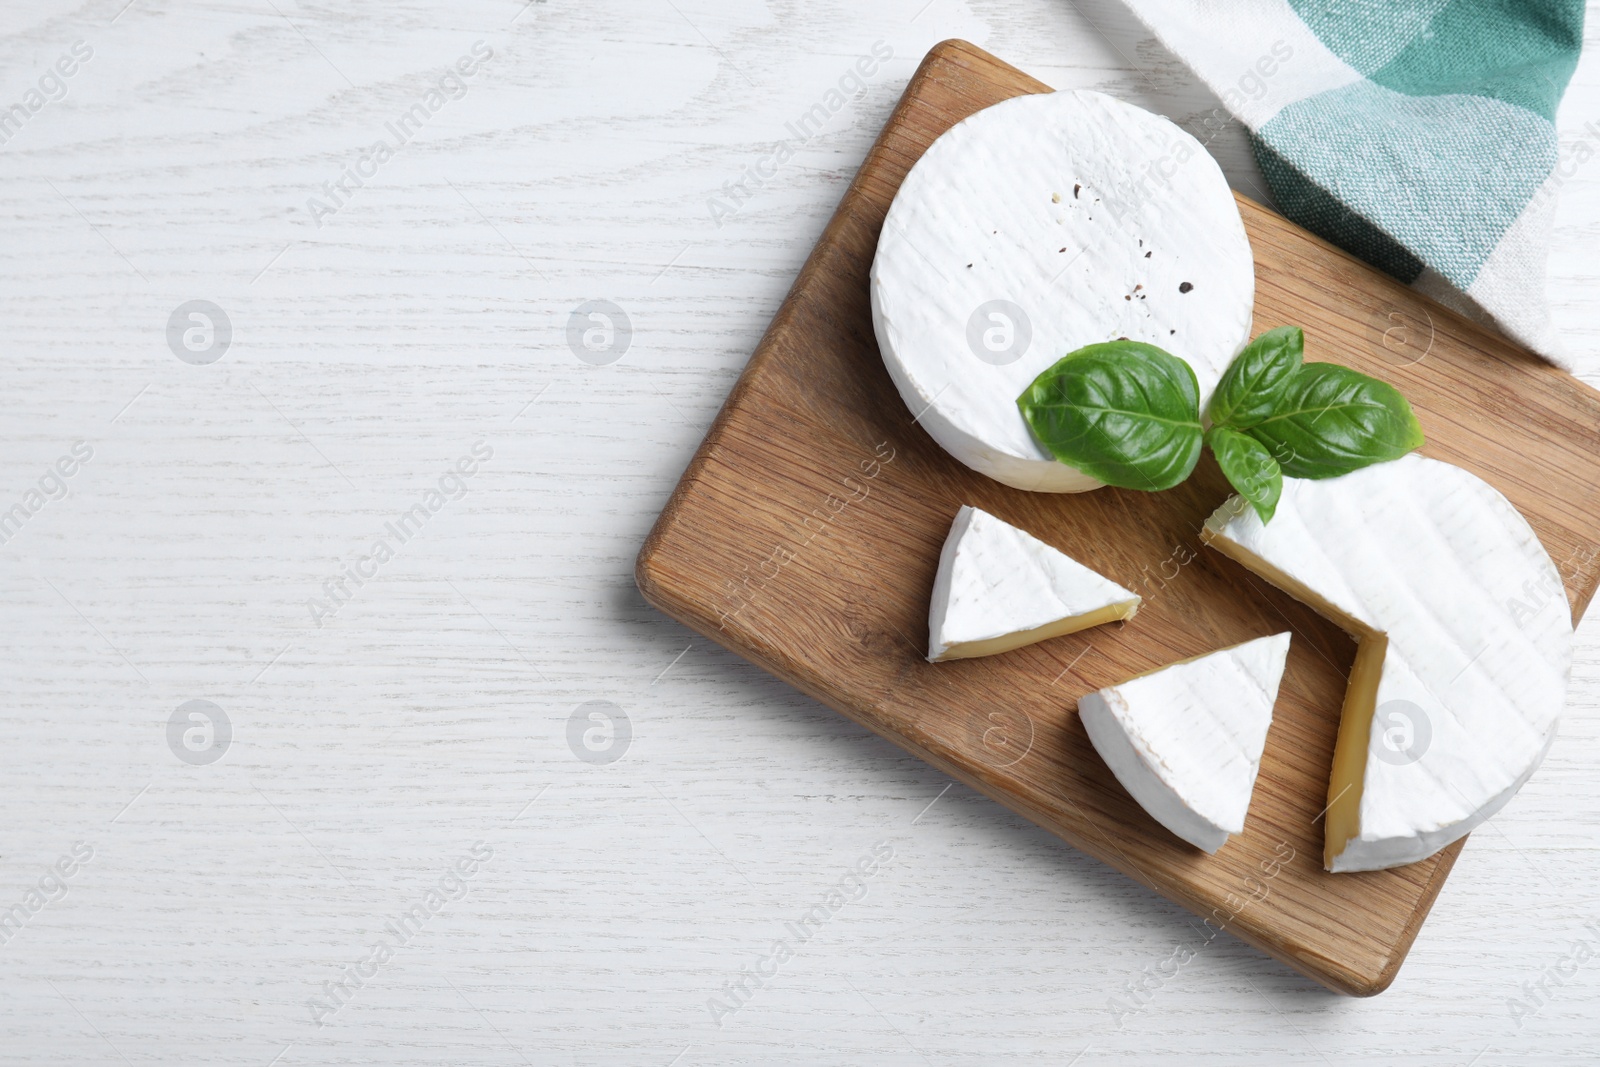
[1203, 454, 1573, 872]
[871, 89, 1255, 492]
[928, 505, 1139, 661]
[1080, 633, 1290, 853]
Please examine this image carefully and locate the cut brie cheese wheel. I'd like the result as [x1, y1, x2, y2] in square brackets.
[1080, 634, 1290, 853]
[871, 89, 1254, 493]
[928, 505, 1139, 661]
[1203, 454, 1573, 872]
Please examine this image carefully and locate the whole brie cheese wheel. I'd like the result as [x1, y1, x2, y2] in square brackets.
[871, 89, 1255, 492]
[1203, 454, 1574, 872]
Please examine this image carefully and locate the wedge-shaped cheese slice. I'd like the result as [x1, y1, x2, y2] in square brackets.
[928, 505, 1139, 661]
[871, 89, 1255, 492]
[1079, 634, 1290, 852]
[1203, 455, 1573, 872]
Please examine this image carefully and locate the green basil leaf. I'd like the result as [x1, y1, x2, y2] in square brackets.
[1244, 362, 1424, 479]
[1206, 426, 1282, 524]
[1208, 326, 1303, 428]
[1017, 340, 1202, 492]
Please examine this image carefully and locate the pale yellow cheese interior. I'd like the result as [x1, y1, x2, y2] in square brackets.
[1324, 635, 1387, 867]
[1201, 530, 1385, 868]
[934, 601, 1137, 662]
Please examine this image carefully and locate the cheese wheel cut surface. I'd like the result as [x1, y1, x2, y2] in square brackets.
[1203, 455, 1573, 872]
[871, 89, 1255, 492]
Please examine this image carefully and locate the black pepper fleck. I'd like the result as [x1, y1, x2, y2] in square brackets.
[1145, 250, 1152, 258]
[1169, 329, 1176, 335]
[1073, 183, 1081, 198]
[1179, 281, 1193, 293]
[1059, 247, 1066, 253]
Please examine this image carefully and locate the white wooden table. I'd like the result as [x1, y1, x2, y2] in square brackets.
[3, 1, 1599, 1063]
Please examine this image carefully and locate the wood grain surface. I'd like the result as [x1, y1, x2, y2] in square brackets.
[637, 39, 1600, 997]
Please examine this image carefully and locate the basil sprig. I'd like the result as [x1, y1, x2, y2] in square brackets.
[1016, 326, 1424, 523]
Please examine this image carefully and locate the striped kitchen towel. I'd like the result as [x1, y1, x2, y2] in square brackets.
[1120, 0, 1584, 367]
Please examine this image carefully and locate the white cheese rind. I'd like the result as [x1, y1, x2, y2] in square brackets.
[1204, 454, 1573, 872]
[927, 505, 1139, 661]
[1080, 633, 1290, 853]
[871, 89, 1255, 492]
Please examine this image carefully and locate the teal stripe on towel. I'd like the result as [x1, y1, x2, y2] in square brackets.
[1255, 79, 1556, 287]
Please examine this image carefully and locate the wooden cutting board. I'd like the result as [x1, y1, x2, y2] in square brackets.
[635, 39, 1600, 995]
